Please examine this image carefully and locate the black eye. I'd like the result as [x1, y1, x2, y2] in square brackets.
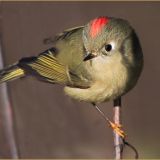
[105, 44, 112, 52]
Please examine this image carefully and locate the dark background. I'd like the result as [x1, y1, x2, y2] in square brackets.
[0, 1, 160, 159]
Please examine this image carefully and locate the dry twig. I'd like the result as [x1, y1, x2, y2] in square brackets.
[113, 97, 124, 159]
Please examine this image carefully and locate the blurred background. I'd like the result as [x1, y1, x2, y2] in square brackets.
[0, 1, 160, 159]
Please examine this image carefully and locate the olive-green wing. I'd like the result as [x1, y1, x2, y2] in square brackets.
[0, 26, 92, 88]
[18, 48, 69, 84]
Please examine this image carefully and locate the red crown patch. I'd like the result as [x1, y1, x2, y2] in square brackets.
[90, 17, 109, 38]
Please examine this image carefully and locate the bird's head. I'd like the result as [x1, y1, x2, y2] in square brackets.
[83, 16, 143, 68]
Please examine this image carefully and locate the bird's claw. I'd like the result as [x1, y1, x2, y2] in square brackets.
[109, 121, 126, 138]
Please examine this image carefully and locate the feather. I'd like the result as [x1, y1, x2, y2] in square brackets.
[0, 64, 25, 83]
[43, 26, 83, 44]
[18, 48, 69, 84]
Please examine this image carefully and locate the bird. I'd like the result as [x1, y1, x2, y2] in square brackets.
[0, 16, 143, 137]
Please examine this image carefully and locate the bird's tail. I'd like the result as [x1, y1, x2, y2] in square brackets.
[0, 64, 25, 83]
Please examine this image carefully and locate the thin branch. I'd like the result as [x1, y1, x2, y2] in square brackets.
[92, 98, 138, 159]
[0, 35, 19, 157]
[113, 97, 123, 159]
[123, 139, 139, 159]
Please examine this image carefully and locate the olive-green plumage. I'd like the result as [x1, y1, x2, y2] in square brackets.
[0, 17, 143, 103]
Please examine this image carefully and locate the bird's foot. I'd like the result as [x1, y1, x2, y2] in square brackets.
[92, 103, 126, 138]
[109, 121, 126, 138]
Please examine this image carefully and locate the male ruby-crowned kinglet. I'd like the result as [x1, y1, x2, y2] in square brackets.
[0, 16, 143, 137]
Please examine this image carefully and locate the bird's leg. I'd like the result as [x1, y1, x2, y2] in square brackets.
[92, 103, 139, 159]
[92, 103, 126, 139]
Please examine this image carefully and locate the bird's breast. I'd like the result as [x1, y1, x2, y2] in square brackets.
[89, 57, 129, 101]
[65, 56, 130, 103]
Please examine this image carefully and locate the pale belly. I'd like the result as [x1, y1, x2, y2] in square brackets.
[64, 62, 129, 103]
[64, 55, 141, 103]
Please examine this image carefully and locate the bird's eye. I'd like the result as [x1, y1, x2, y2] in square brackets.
[102, 43, 114, 56]
[105, 44, 112, 52]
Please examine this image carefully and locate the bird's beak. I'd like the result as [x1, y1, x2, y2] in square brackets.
[83, 53, 97, 61]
